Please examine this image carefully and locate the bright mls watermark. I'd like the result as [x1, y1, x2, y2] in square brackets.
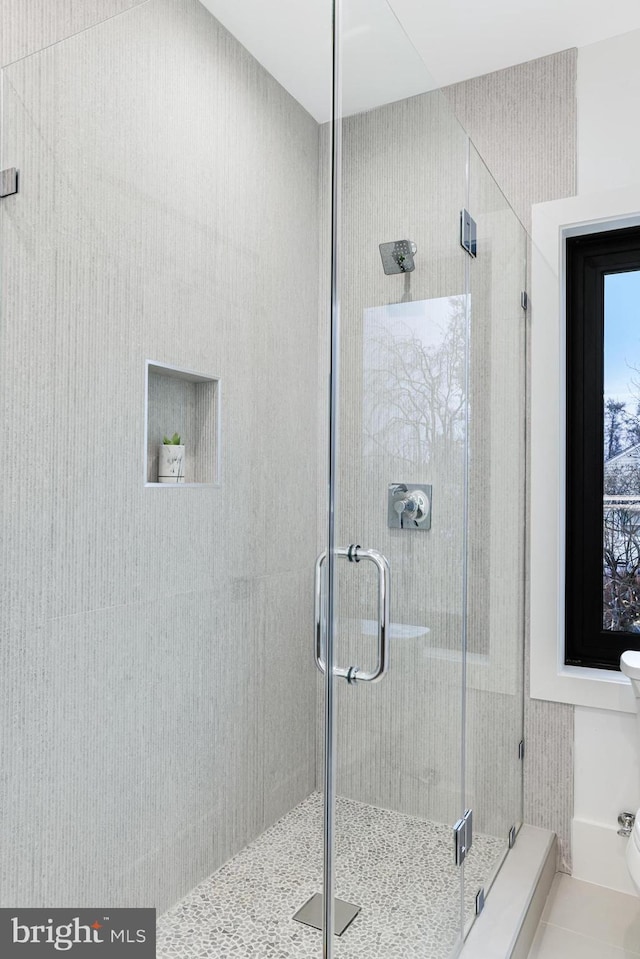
[0, 909, 155, 957]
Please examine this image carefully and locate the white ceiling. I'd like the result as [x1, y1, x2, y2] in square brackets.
[199, 0, 640, 122]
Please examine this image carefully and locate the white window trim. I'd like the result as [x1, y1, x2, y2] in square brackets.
[530, 186, 640, 713]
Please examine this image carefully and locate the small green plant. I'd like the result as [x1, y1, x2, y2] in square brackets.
[163, 433, 182, 445]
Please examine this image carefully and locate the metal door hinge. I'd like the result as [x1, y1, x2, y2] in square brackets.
[518, 739, 525, 761]
[454, 808, 473, 866]
[0, 168, 19, 198]
[521, 290, 529, 311]
[475, 887, 485, 916]
[460, 209, 477, 257]
[509, 825, 517, 849]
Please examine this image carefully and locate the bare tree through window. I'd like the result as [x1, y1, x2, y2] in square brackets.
[602, 270, 640, 631]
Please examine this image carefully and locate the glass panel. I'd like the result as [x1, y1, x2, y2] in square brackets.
[603, 270, 640, 632]
[326, 1, 468, 954]
[464, 143, 527, 922]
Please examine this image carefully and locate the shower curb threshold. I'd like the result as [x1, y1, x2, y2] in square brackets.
[459, 825, 557, 959]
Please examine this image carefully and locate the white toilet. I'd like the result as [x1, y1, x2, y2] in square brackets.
[619, 650, 640, 893]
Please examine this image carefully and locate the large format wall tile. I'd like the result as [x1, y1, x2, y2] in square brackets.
[445, 50, 577, 234]
[0, 0, 148, 68]
[1, 591, 262, 910]
[0, 0, 320, 910]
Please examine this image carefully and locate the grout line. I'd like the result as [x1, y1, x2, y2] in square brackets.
[1, 1, 152, 70]
[539, 919, 640, 956]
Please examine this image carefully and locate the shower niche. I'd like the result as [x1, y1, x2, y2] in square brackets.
[145, 360, 220, 487]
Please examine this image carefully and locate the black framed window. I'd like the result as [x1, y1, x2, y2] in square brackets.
[566, 225, 640, 670]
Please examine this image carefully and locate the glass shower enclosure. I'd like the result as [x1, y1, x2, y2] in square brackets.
[319, 1, 527, 954]
[0, 0, 527, 957]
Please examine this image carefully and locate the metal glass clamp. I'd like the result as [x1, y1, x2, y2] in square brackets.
[0, 168, 18, 198]
[454, 809, 473, 866]
[314, 545, 391, 684]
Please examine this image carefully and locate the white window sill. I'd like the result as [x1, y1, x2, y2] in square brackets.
[530, 186, 640, 715]
[531, 659, 635, 713]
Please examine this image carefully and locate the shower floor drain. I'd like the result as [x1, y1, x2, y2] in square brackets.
[293, 892, 360, 936]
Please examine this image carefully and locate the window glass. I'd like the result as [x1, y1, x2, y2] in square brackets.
[603, 270, 640, 632]
[566, 226, 640, 669]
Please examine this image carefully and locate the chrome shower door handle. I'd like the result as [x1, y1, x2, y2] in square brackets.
[314, 545, 391, 684]
[353, 547, 391, 683]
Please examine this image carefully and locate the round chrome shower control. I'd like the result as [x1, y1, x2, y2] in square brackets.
[394, 490, 429, 522]
[388, 483, 432, 530]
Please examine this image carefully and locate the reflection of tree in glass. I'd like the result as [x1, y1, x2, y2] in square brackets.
[603, 507, 640, 632]
[364, 296, 466, 473]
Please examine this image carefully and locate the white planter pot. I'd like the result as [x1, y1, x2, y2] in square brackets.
[158, 444, 185, 483]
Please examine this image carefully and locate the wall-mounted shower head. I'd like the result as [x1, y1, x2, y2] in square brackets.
[379, 240, 417, 275]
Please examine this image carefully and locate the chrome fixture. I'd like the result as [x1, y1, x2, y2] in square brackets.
[379, 239, 417, 274]
[388, 483, 432, 530]
[0, 168, 18, 198]
[314, 545, 391, 684]
[618, 811, 636, 837]
[293, 893, 360, 936]
[453, 809, 473, 866]
[460, 208, 477, 257]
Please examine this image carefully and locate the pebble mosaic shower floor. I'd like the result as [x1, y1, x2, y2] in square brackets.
[157, 792, 505, 959]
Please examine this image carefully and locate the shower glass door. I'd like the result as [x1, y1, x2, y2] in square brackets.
[322, 2, 528, 956]
[320, 1, 470, 954]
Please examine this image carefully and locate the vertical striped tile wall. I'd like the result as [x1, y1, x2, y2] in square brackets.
[0, 0, 320, 911]
[445, 50, 578, 234]
[0, 0, 149, 69]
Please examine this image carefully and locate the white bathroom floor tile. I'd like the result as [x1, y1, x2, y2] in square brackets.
[540, 873, 640, 951]
[528, 921, 640, 959]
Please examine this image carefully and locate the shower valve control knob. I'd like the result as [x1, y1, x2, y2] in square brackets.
[394, 492, 427, 521]
[388, 483, 432, 531]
